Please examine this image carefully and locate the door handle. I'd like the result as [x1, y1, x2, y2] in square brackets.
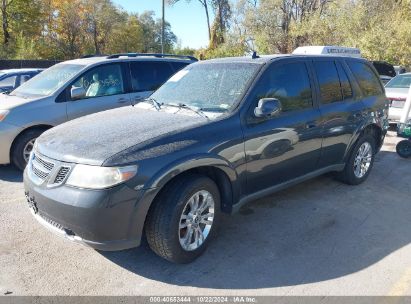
[117, 98, 129, 104]
[306, 122, 317, 129]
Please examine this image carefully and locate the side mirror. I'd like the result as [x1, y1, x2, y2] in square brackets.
[254, 98, 282, 118]
[70, 86, 86, 100]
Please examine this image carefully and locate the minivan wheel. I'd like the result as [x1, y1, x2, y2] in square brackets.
[145, 174, 221, 264]
[11, 129, 44, 171]
[337, 134, 376, 185]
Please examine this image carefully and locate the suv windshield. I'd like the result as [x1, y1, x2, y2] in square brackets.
[11, 63, 85, 97]
[151, 62, 260, 112]
[386, 74, 411, 88]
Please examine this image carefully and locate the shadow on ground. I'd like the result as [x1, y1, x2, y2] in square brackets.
[0, 165, 22, 183]
[101, 150, 411, 289]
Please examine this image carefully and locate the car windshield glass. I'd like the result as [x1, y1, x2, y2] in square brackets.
[151, 62, 260, 112]
[10, 63, 85, 96]
[386, 75, 411, 88]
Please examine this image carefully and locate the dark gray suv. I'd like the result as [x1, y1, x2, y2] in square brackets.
[24, 54, 388, 263]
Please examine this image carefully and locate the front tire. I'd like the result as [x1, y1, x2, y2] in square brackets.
[145, 174, 221, 264]
[337, 134, 376, 185]
[11, 129, 44, 171]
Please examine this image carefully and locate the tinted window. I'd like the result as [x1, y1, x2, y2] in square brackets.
[170, 61, 190, 72]
[130, 61, 174, 92]
[255, 62, 313, 112]
[348, 61, 383, 97]
[72, 64, 124, 99]
[336, 62, 353, 99]
[314, 61, 342, 104]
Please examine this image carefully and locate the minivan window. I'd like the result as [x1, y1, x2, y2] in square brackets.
[71, 64, 124, 99]
[255, 62, 313, 112]
[11, 63, 84, 96]
[151, 62, 260, 112]
[348, 61, 383, 97]
[130, 61, 174, 92]
[170, 62, 190, 72]
[314, 61, 343, 104]
[336, 62, 353, 99]
[0, 75, 17, 87]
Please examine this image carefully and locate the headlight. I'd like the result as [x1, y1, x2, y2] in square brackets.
[0, 110, 9, 121]
[66, 164, 137, 189]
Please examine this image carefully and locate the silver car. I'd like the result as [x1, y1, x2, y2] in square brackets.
[0, 54, 196, 170]
[385, 73, 411, 123]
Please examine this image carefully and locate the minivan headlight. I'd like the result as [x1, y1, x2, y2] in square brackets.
[66, 164, 137, 189]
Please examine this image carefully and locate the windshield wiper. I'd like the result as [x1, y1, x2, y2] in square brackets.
[143, 97, 161, 110]
[166, 103, 209, 119]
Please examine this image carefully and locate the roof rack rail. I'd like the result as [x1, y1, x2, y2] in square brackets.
[106, 53, 198, 61]
[81, 54, 107, 58]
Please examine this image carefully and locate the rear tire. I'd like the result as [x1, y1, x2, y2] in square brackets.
[337, 134, 376, 185]
[396, 140, 411, 158]
[145, 174, 221, 264]
[11, 129, 44, 171]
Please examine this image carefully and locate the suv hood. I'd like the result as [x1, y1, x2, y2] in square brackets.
[0, 93, 42, 109]
[36, 106, 207, 166]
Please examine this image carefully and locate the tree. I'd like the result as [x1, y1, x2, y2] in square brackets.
[83, 0, 123, 55]
[106, 14, 144, 53]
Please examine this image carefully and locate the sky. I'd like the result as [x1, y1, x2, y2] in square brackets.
[112, 0, 213, 49]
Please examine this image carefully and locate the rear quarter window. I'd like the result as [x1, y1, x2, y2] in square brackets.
[348, 61, 383, 97]
[170, 61, 190, 72]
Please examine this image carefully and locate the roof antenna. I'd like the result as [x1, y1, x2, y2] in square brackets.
[245, 37, 259, 59]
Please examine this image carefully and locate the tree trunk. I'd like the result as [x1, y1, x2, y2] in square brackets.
[202, 0, 211, 41]
[1, 0, 10, 44]
[93, 21, 100, 54]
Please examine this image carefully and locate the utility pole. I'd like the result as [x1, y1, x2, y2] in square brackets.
[161, 0, 165, 53]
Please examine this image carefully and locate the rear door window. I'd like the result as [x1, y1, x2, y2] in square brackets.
[130, 61, 175, 92]
[348, 61, 383, 97]
[314, 61, 343, 104]
[336, 62, 353, 100]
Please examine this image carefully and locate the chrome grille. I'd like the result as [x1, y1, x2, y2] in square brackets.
[29, 152, 56, 184]
[33, 153, 54, 171]
[32, 165, 48, 180]
[54, 166, 70, 184]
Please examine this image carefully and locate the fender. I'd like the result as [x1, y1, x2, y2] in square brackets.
[343, 110, 386, 162]
[126, 154, 240, 243]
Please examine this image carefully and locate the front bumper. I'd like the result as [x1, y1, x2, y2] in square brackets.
[23, 168, 148, 251]
[0, 122, 23, 165]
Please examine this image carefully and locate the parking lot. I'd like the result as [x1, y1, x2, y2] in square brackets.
[1, 131, 411, 296]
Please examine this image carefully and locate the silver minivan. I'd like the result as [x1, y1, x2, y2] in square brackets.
[0, 54, 196, 170]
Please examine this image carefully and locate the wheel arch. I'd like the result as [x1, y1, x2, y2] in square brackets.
[10, 124, 53, 159]
[344, 122, 383, 162]
[128, 157, 240, 246]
